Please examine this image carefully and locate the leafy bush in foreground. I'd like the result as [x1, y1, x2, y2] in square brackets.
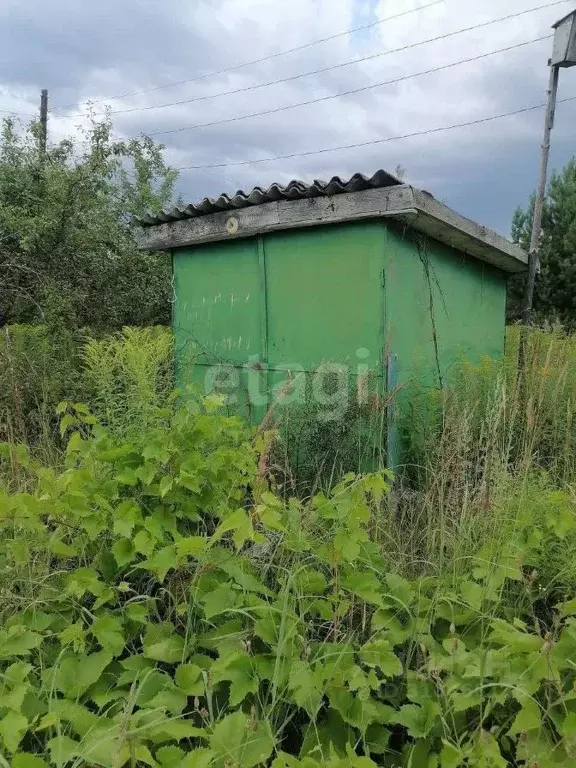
[1, 395, 576, 767]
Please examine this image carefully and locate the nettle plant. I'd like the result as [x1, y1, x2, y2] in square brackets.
[1, 394, 576, 767]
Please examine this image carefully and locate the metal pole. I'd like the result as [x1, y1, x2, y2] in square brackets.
[521, 63, 560, 327]
[39, 89, 48, 161]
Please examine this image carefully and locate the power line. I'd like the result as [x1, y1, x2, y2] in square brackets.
[56, 0, 570, 121]
[51, 0, 444, 111]
[148, 34, 552, 137]
[174, 95, 576, 171]
[0, 108, 35, 117]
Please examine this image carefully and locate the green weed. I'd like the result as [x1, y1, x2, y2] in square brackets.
[1, 392, 576, 766]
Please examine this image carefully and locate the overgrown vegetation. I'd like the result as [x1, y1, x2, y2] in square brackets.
[1, 326, 576, 766]
[0, 115, 174, 331]
[2, 125, 576, 763]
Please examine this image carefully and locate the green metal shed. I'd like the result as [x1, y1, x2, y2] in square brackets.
[137, 170, 527, 463]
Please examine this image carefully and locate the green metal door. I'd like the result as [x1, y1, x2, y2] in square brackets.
[263, 222, 387, 469]
[264, 222, 384, 372]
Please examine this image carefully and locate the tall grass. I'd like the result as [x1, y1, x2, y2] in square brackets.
[388, 325, 576, 581]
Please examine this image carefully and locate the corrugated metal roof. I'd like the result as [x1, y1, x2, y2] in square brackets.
[138, 169, 402, 226]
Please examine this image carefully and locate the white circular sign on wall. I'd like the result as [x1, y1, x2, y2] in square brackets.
[226, 217, 239, 235]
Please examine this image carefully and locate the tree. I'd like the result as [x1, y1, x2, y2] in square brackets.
[0, 114, 177, 331]
[509, 158, 576, 328]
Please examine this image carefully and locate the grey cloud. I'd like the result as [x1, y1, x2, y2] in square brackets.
[1, 0, 575, 237]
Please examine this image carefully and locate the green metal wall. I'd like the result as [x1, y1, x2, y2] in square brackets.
[172, 218, 507, 436]
[383, 223, 507, 389]
[173, 221, 386, 422]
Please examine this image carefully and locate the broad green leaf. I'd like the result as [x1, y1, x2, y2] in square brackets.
[36, 713, 59, 731]
[113, 537, 135, 567]
[288, 660, 323, 716]
[113, 501, 142, 540]
[97, 445, 135, 462]
[359, 639, 402, 677]
[59, 414, 76, 437]
[157, 746, 185, 767]
[180, 749, 216, 768]
[134, 744, 157, 767]
[91, 614, 125, 656]
[145, 687, 188, 714]
[134, 529, 156, 557]
[510, 698, 541, 734]
[292, 568, 328, 597]
[50, 699, 100, 738]
[202, 584, 237, 619]
[341, 572, 382, 606]
[300, 708, 352, 759]
[116, 468, 139, 486]
[12, 755, 48, 768]
[124, 601, 150, 624]
[2, 681, 28, 711]
[177, 536, 206, 558]
[459, 580, 485, 609]
[365, 723, 391, 755]
[135, 670, 174, 706]
[48, 736, 80, 768]
[259, 504, 287, 532]
[560, 711, 576, 741]
[137, 462, 158, 485]
[489, 620, 542, 654]
[470, 731, 506, 767]
[558, 596, 576, 616]
[175, 663, 203, 694]
[0, 626, 42, 659]
[329, 687, 394, 734]
[145, 719, 206, 744]
[144, 624, 186, 663]
[385, 572, 414, 606]
[141, 545, 177, 581]
[50, 650, 112, 698]
[0, 710, 28, 752]
[76, 723, 127, 767]
[392, 702, 440, 739]
[5, 661, 33, 684]
[20, 611, 55, 632]
[58, 621, 86, 652]
[159, 475, 174, 497]
[49, 537, 78, 558]
[450, 690, 482, 713]
[211, 508, 254, 550]
[210, 711, 275, 768]
[441, 741, 464, 768]
[118, 654, 156, 685]
[212, 655, 259, 707]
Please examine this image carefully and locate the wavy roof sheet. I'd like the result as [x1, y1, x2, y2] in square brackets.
[138, 169, 401, 226]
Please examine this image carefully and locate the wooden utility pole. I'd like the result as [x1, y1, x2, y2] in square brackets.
[521, 64, 559, 327]
[521, 9, 576, 329]
[39, 89, 48, 160]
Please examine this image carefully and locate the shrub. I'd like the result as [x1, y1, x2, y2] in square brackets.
[82, 326, 173, 437]
[1, 393, 576, 766]
[0, 324, 82, 449]
[0, 325, 173, 468]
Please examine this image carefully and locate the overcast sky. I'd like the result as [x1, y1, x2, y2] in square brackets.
[1, 0, 575, 235]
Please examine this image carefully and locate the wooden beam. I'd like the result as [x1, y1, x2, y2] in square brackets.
[136, 184, 528, 274]
[136, 186, 416, 251]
